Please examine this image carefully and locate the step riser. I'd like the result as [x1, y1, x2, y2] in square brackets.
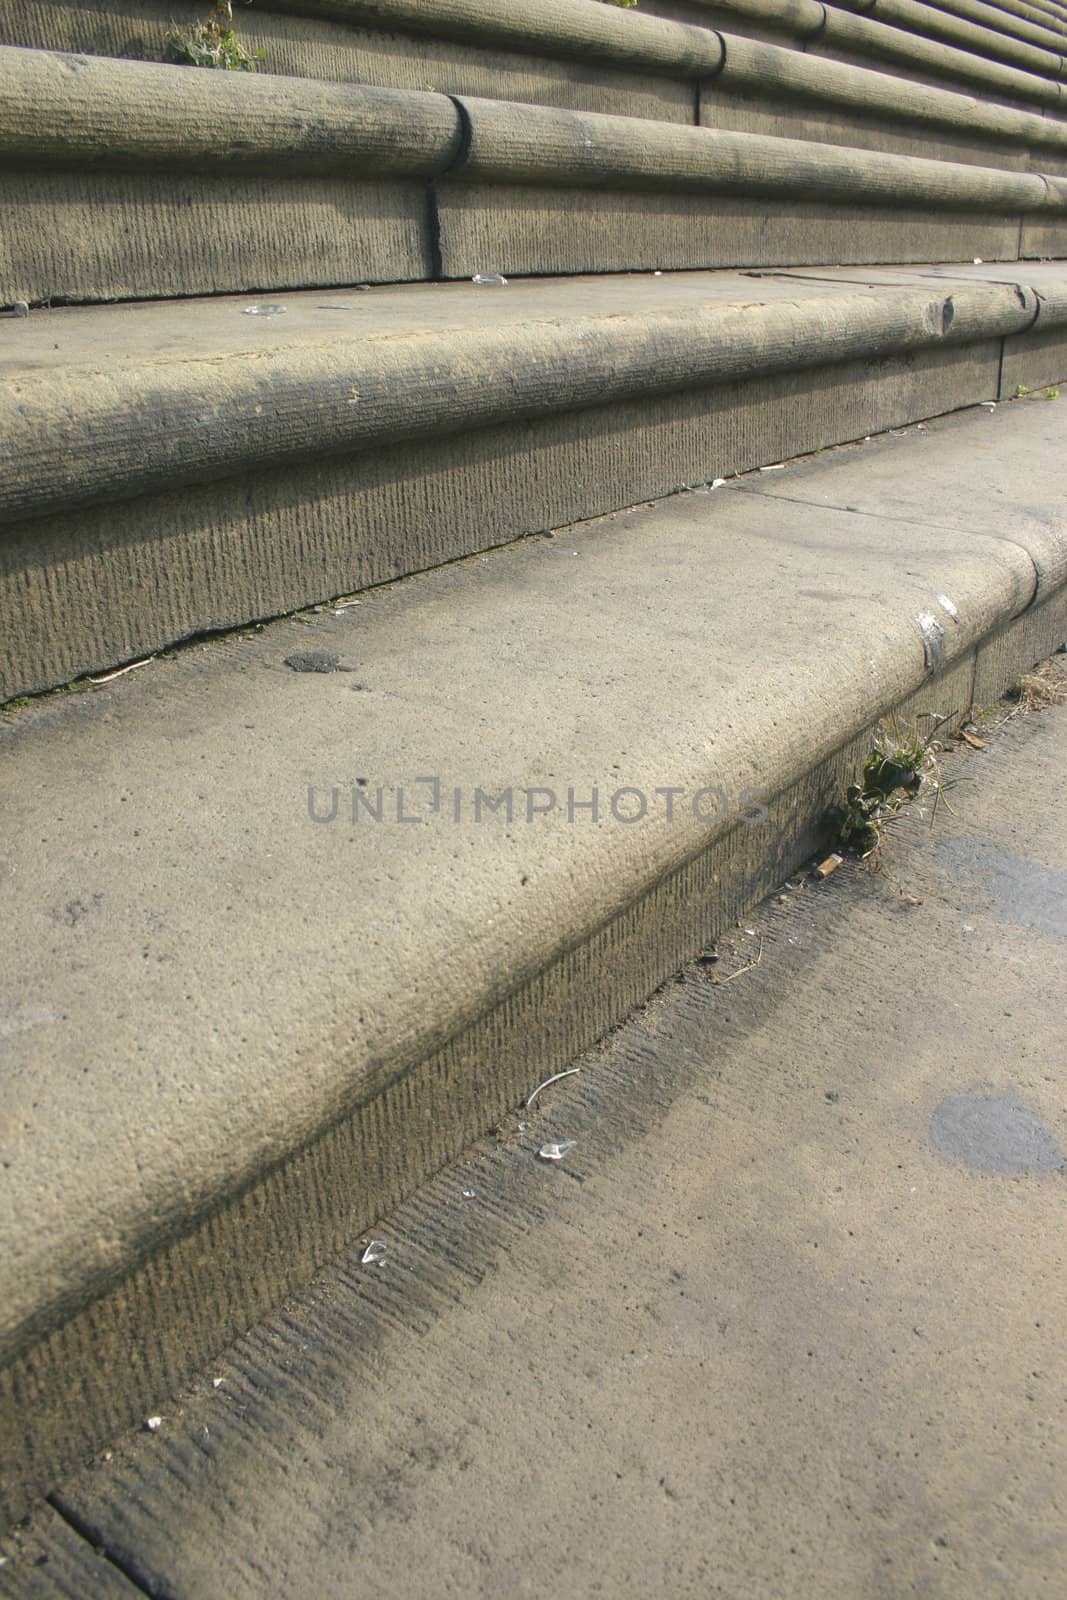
[6, 173, 1060, 308]
[1, 171, 436, 304]
[3, 586, 1063, 1527]
[0, 332, 1037, 701]
[437, 190, 1042, 279]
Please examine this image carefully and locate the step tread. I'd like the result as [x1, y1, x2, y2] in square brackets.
[1, 397, 1065, 1374]
[4, 261, 1065, 525]
[8, 261, 1060, 382]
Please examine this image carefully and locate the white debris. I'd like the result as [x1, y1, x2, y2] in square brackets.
[538, 1139, 576, 1162]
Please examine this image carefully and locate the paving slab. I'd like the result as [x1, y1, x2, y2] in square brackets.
[12, 656, 1065, 1600]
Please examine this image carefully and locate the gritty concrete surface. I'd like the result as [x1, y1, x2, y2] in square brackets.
[1, 400, 1065, 1519]
[5, 656, 1064, 1599]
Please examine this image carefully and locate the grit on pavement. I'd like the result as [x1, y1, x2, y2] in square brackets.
[4, 663, 1066, 1600]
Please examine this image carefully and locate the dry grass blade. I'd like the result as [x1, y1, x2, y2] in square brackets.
[710, 935, 764, 985]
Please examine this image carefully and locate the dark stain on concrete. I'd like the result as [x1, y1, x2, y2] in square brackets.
[930, 1090, 1064, 1174]
[938, 838, 1067, 937]
[283, 651, 344, 674]
[51, 893, 103, 928]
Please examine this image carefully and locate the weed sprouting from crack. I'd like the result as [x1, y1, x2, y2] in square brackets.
[827, 712, 958, 873]
[164, 2, 262, 70]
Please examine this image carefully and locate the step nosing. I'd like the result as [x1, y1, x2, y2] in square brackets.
[0, 270, 1053, 524]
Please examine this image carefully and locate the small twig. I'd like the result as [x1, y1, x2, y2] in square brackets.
[88, 656, 155, 685]
[525, 1067, 581, 1109]
[711, 934, 764, 985]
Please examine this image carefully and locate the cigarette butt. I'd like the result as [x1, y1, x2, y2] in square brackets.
[815, 853, 843, 879]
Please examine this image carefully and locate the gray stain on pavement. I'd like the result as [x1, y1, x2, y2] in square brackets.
[938, 837, 1067, 938]
[930, 1090, 1064, 1174]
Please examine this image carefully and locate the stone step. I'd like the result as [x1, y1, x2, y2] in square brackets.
[4, 261, 1067, 700]
[1, 395, 1065, 1524]
[4, 48, 1067, 311]
[8, 0, 1067, 111]
[5, 0, 1067, 161]
[822, 0, 1067, 76]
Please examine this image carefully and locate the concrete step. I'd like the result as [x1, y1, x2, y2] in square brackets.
[835, 0, 1067, 54]
[823, 0, 1067, 76]
[6, 1, 1067, 173]
[8, 0, 1067, 114]
[5, 47, 1067, 311]
[6, 661, 1064, 1596]
[970, 0, 1067, 42]
[2, 396, 1065, 1523]
[4, 260, 1067, 701]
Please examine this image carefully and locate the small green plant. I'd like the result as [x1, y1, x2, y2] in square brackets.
[1014, 382, 1060, 400]
[164, 3, 262, 70]
[827, 714, 955, 865]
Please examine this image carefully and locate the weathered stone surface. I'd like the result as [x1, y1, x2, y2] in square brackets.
[0, 45, 464, 172]
[833, 0, 1067, 78]
[0, 0, 696, 121]
[0, 272, 1037, 526]
[21, 662, 1067, 1597]
[0, 47, 459, 300]
[1, 170, 436, 304]
[708, 32, 1067, 166]
[1001, 323, 1067, 392]
[2, 400, 1064, 1523]
[2, 266, 1059, 699]
[455, 95, 1053, 202]
[816, 4, 1066, 104]
[0, 1504, 143, 1597]
[5, 47, 1067, 304]
[922, 0, 1067, 49]
[0, 0, 725, 79]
